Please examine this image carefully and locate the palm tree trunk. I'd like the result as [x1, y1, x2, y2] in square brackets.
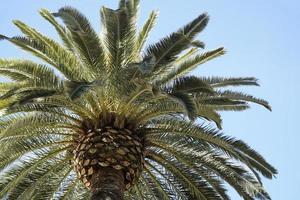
[90, 167, 125, 200]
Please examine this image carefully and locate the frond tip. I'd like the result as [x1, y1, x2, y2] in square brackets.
[0, 34, 9, 40]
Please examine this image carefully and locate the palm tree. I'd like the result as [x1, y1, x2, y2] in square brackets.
[0, 0, 276, 199]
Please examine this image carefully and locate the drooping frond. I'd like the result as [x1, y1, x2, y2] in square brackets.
[196, 90, 272, 111]
[0, 150, 72, 199]
[167, 92, 198, 120]
[146, 152, 225, 200]
[0, 59, 65, 107]
[0, 59, 60, 83]
[164, 76, 213, 94]
[143, 118, 277, 179]
[196, 105, 223, 128]
[142, 119, 276, 199]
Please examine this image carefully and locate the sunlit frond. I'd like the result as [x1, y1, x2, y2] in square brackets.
[53, 7, 105, 76]
[136, 10, 158, 55]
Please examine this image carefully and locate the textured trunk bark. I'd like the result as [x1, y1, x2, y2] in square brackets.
[90, 167, 125, 200]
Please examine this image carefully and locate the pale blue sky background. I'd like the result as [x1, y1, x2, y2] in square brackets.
[0, 0, 298, 199]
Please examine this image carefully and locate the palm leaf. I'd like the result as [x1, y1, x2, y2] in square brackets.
[164, 76, 214, 94]
[167, 92, 197, 120]
[196, 104, 223, 129]
[100, 8, 138, 82]
[136, 10, 158, 54]
[144, 119, 277, 179]
[201, 77, 260, 88]
[53, 7, 104, 75]
[191, 40, 205, 49]
[157, 47, 226, 84]
[197, 90, 272, 111]
[0, 35, 82, 80]
[39, 9, 75, 52]
[145, 13, 210, 73]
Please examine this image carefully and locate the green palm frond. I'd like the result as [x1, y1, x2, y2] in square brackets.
[191, 40, 205, 49]
[157, 47, 226, 84]
[53, 7, 104, 76]
[196, 90, 271, 111]
[167, 92, 198, 120]
[136, 10, 158, 54]
[144, 130, 270, 199]
[147, 152, 219, 200]
[197, 99, 250, 111]
[100, 7, 135, 73]
[64, 80, 96, 100]
[174, 48, 199, 65]
[39, 9, 75, 53]
[0, 149, 70, 199]
[119, 0, 140, 57]
[145, 161, 189, 200]
[201, 77, 260, 88]
[0, 59, 61, 84]
[196, 104, 223, 129]
[144, 118, 277, 178]
[143, 168, 170, 200]
[0, 35, 86, 81]
[145, 13, 210, 74]
[164, 76, 214, 94]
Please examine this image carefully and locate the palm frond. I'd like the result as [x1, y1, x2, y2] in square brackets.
[147, 152, 216, 200]
[191, 40, 205, 49]
[0, 149, 70, 199]
[146, 139, 269, 200]
[196, 104, 223, 129]
[100, 6, 136, 74]
[201, 77, 260, 88]
[197, 90, 272, 111]
[143, 168, 171, 200]
[64, 80, 94, 100]
[39, 9, 75, 52]
[136, 10, 158, 54]
[53, 7, 104, 76]
[145, 13, 210, 74]
[119, 0, 140, 59]
[174, 48, 199, 65]
[167, 92, 197, 120]
[0, 60, 63, 90]
[145, 161, 188, 200]
[157, 47, 226, 84]
[0, 35, 83, 80]
[144, 119, 277, 179]
[164, 76, 214, 94]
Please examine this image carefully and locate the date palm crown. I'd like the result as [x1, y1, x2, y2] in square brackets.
[0, 0, 276, 199]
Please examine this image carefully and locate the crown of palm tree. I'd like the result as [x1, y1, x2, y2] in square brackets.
[0, 0, 276, 200]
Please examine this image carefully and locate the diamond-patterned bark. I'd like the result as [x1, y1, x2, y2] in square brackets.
[73, 124, 145, 190]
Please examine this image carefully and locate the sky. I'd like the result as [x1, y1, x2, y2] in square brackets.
[0, 0, 299, 199]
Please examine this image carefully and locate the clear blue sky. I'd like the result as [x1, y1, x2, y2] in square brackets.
[0, 0, 298, 199]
